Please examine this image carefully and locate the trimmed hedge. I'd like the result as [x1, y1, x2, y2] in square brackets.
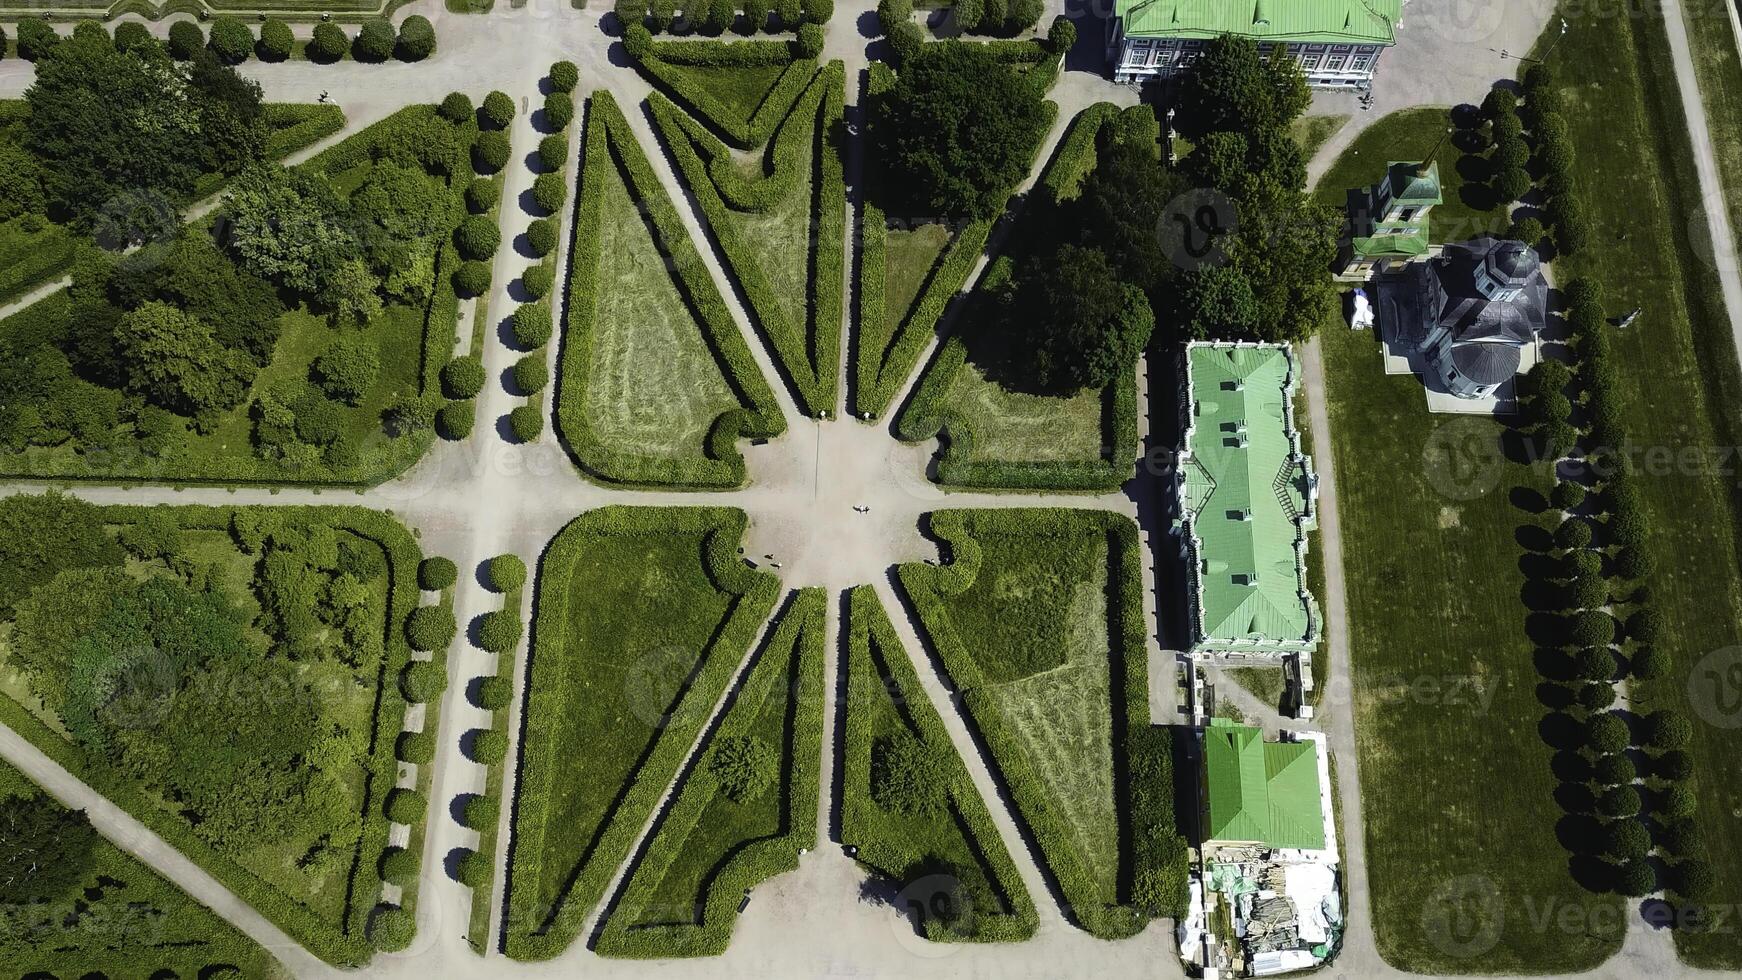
[401, 658, 449, 702]
[646, 61, 844, 416]
[489, 553, 528, 592]
[442, 356, 486, 399]
[633, 47, 816, 149]
[262, 103, 347, 160]
[514, 354, 551, 394]
[896, 509, 1186, 936]
[478, 608, 523, 653]
[839, 585, 1038, 941]
[503, 507, 780, 960]
[513, 303, 554, 349]
[594, 588, 826, 957]
[555, 92, 787, 489]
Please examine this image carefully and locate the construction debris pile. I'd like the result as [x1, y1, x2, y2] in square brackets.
[1191, 849, 1342, 977]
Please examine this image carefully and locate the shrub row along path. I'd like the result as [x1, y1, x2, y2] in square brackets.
[0, 2, 1700, 979]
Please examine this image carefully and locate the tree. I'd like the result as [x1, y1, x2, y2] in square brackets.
[489, 554, 527, 592]
[369, 905, 415, 951]
[385, 787, 427, 824]
[1614, 545, 1653, 580]
[1005, 244, 1153, 393]
[1601, 818, 1650, 860]
[401, 659, 448, 702]
[471, 729, 508, 764]
[482, 91, 515, 129]
[441, 91, 475, 125]
[1641, 709, 1692, 750]
[741, 0, 769, 33]
[513, 304, 553, 348]
[514, 354, 550, 394]
[544, 92, 574, 131]
[438, 399, 475, 439]
[776, 0, 802, 28]
[380, 846, 418, 885]
[870, 41, 1049, 218]
[454, 260, 492, 297]
[1576, 680, 1616, 712]
[509, 404, 544, 442]
[309, 22, 348, 62]
[804, 0, 833, 23]
[463, 795, 499, 830]
[1571, 610, 1616, 649]
[420, 556, 459, 590]
[455, 215, 501, 261]
[795, 22, 824, 58]
[474, 130, 512, 174]
[1493, 135, 1529, 172]
[0, 495, 124, 617]
[888, 20, 925, 65]
[871, 732, 947, 814]
[222, 163, 357, 296]
[877, 0, 911, 34]
[456, 847, 491, 887]
[1591, 751, 1635, 786]
[1550, 480, 1586, 512]
[1653, 749, 1693, 781]
[533, 170, 567, 212]
[466, 176, 496, 214]
[537, 134, 568, 173]
[710, 734, 777, 802]
[477, 676, 512, 710]
[353, 18, 396, 62]
[1627, 606, 1665, 644]
[397, 730, 434, 764]
[1174, 35, 1309, 141]
[314, 336, 380, 404]
[1568, 573, 1609, 611]
[1175, 264, 1261, 340]
[1671, 859, 1715, 900]
[1586, 712, 1630, 754]
[550, 60, 579, 93]
[405, 605, 458, 651]
[168, 21, 204, 60]
[257, 18, 294, 61]
[478, 609, 522, 652]
[1614, 860, 1656, 898]
[1596, 784, 1641, 818]
[708, 0, 734, 32]
[526, 217, 558, 256]
[523, 265, 554, 299]
[396, 15, 437, 61]
[1555, 516, 1592, 551]
[0, 792, 99, 901]
[443, 356, 487, 399]
[1048, 14, 1076, 53]
[1658, 784, 1697, 819]
[115, 302, 254, 420]
[207, 18, 254, 65]
[1494, 165, 1531, 204]
[1631, 646, 1670, 681]
[16, 18, 57, 61]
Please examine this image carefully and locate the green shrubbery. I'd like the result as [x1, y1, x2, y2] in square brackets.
[478, 608, 523, 653]
[402, 659, 449, 701]
[208, 18, 253, 65]
[397, 15, 438, 61]
[630, 43, 815, 149]
[522, 264, 555, 298]
[456, 215, 502, 260]
[439, 399, 477, 439]
[539, 134, 569, 171]
[551, 60, 580, 93]
[473, 130, 511, 172]
[514, 354, 551, 394]
[482, 90, 515, 129]
[443, 355, 487, 399]
[513, 304, 553, 348]
[443, 92, 476, 125]
[258, 19, 294, 62]
[464, 794, 500, 830]
[309, 22, 348, 62]
[488, 553, 527, 592]
[168, 21, 204, 61]
[477, 675, 512, 710]
[533, 171, 568, 213]
[526, 217, 558, 256]
[354, 18, 397, 63]
[397, 731, 435, 765]
[386, 787, 428, 825]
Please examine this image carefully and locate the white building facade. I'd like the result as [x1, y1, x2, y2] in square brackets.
[1106, 0, 1403, 88]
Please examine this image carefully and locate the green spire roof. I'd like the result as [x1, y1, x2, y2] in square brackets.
[1179, 344, 1319, 652]
[1203, 720, 1325, 849]
[1385, 160, 1442, 206]
[1115, 0, 1402, 44]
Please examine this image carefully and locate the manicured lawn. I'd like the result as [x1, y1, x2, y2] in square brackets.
[596, 588, 824, 957]
[651, 61, 845, 415]
[0, 760, 280, 976]
[898, 508, 1176, 939]
[840, 585, 1036, 941]
[0, 501, 426, 966]
[503, 507, 780, 961]
[1317, 314, 1623, 970]
[1291, 112, 1350, 159]
[1312, 105, 1506, 244]
[662, 62, 791, 120]
[883, 222, 954, 333]
[1535, 3, 1742, 967]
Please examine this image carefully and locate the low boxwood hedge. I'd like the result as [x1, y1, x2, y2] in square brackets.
[633, 48, 816, 149]
[555, 92, 786, 489]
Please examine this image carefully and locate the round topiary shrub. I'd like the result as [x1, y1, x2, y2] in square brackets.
[112, 21, 153, 55]
[741, 0, 768, 33]
[482, 90, 515, 129]
[1613, 545, 1653, 581]
[514, 354, 550, 394]
[380, 846, 418, 886]
[1642, 709, 1692, 750]
[1568, 574, 1609, 612]
[776, 0, 802, 28]
[257, 18, 293, 61]
[1614, 860, 1656, 898]
[208, 17, 254, 64]
[538, 134, 568, 172]
[1657, 816, 1700, 856]
[396, 14, 436, 61]
[353, 17, 396, 62]
[1571, 610, 1616, 649]
[795, 22, 823, 58]
[1658, 783, 1697, 819]
[1562, 548, 1601, 581]
[1590, 751, 1634, 787]
[522, 264, 554, 299]
[463, 794, 499, 831]
[1630, 645, 1670, 681]
[550, 59, 579, 93]
[1627, 606, 1665, 644]
[476, 675, 512, 710]
[1573, 645, 1614, 682]
[369, 904, 415, 951]
[1549, 480, 1586, 512]
[442, 92, 476, 125]
[455, 216, 501, 261]
[624, 21, 654, 58]
[1586, 712, 1630, 754]
[877, 0, 912, 34]
[509, 405, 545, 442]
[1575, 680, 1615, 712]
[465, 177, 496, 215]
[385, 787, 428, 825]
[406, 605, 458, 652]
[401, 659, 448, 701]
[543, 93, 574, 131]
[1494, 165, 1531, 204]
[707, 0, 734, 32]
[478, 609, 523, 653]
[473, 130, 512, 175]
[512, 304, 553, 348]
[167, 20, 203, 60]
[1653, 749, 1693, 781]
[438, 400, 476, 440]
[420, 556, 459, 591]
[1672, 859, 1715, 900]
[1597, 784, 1642, 819]
[532, 172, 567, 214]
[454, 260, 493, 298]
[456, 848, 491, 887]
[889, 20, 924, 64]
[1554, 516, 1592, 552]
[1048, 13, 1077, 53]
[442, 356, 486, 399]
[396, 730, 435, 765]
[488, 554, 526, 592]
[526, 217, 558, 257]
[804, 0, 833, 23]
[471, 728, 509, 764]
[309, 22, 349, 62]
[1602, 818, 1650, 860]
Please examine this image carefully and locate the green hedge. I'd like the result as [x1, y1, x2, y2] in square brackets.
[646, 36, 792, 64]
[633, 49, 815, 150]
[554, 92, 786, 490]
[593, 588, 824, 957]
[0, 504, 428, 966]
[896, 509, 1185, 937]
[840, 585, 1038, 941]
[262, 102, 348, 160]
[503, 506, 780, 960]
[648, 61, 844, 416]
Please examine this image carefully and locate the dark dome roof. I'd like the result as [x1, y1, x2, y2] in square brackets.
[1451, 342, 1523, 385]
[1488, 241, 1540, 281]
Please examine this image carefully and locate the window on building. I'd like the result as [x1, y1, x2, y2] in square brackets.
[1307, 43, 1326, 52]
[1352, 55, 1372, 72]
[1299, 55, 1321, 70]
[1398, 207, 1417, 222]
[1326, 55, 1346, 71]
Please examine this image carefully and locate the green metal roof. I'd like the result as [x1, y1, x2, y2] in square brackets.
[1351, 226, 1429, 259]
[1385, 160, 1443, 206]
[1116, 0, 1402, 44]
[1180, 344, 1318, 650]
[1204, 720, 1325, 849]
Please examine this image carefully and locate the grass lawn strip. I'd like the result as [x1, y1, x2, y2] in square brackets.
[897, 508, 1184, 939]
[1312, 105, 1506, 246]
[1534, 4, 1742, 967]
[841, 584, 1037, 941]
[896, 103, 1134, 491]
[649, 60, 845, 416]
[595, 587, 824, 957]
[0, 758, 280, 976]
[0, 503, 425, 966]
[555, 91, 785, 490]
[633, 40, 816, 150]
[502, 506, 780, 960]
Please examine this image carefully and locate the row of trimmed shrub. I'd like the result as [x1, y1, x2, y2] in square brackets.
[617, 0, 833, 35]
[593, 587, 827, 956]
[626, 38, 819, 147]
[1521, 65, 1590, 256]
[646, 61, 843, 416]
[503, 507, 781, 960]
[554, 92, 786, 489]
[838, 584, 1040, 941]
[896, 509, 1178, 937]
[877, 0, 1043, 40]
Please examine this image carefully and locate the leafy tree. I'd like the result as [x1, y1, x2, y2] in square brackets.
[1494, 165, 1531, 204]
[1658, 784, 1697, 819]
[471, 729, 508, 764]
[463, 795, 499, 830]
[1596, 784, 1641, 818]
[1601, 818, 1650, 860]
[112, 21, 155, 55]
[454, 260, 492, 298]
[396, 15, 437, 61]
[870, 41, 1048, 218]
[168, 21, 204, 60]
[1631, 646, 1670, 681]
[1555, 516, 1592, 551]
[456, 215, 501, 260]
[1004, 244, 1153, 393]
[482, 91, 515, 129]
[466, 176, 497, 214]
[353, 18, 396, 63]
[1671, 859, 1715, 900]
[539, 134, 568, 171]
[1174, 264, 1261, 340]
[1627, 606, 1664, 644]
[1614, 860, 1655, 898]
[396, 730, 435, 765]
[1591, 751, 1635, 786]
[1641, 709, 1692, 750]
[888, 21, 924, 66]
[222, 163, 358, 296]
[710, 734, 777, 802]
[776, 0, 802, 28]
[385, 787, 427, 824]
[0, 791, 98, 900]
[309, 22, 348, 62]
[380, 846, 419, 885]
[1586, 712, 1630, 754]
[457, 847, 491, 887]
[1573, 645, 1614, 682]
[489, 554, 527, 592]
[477, 676, 512, 710]
[1173, 35, 1308, 141]
[314, 336, 380, 404]
[115, 302, 255, 419]
[871, 732, 947, 813]
[707, 0, 735, 32]
[1550, 480, 1586, 512]
[16, 18, 58, 61]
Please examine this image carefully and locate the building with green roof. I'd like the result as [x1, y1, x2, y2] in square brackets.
[1201, 719, 1325, 850]
[1176, 343, 1320, 655]
[1107, 0, 1403, 88]
[1337, 160, 1442, 282]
